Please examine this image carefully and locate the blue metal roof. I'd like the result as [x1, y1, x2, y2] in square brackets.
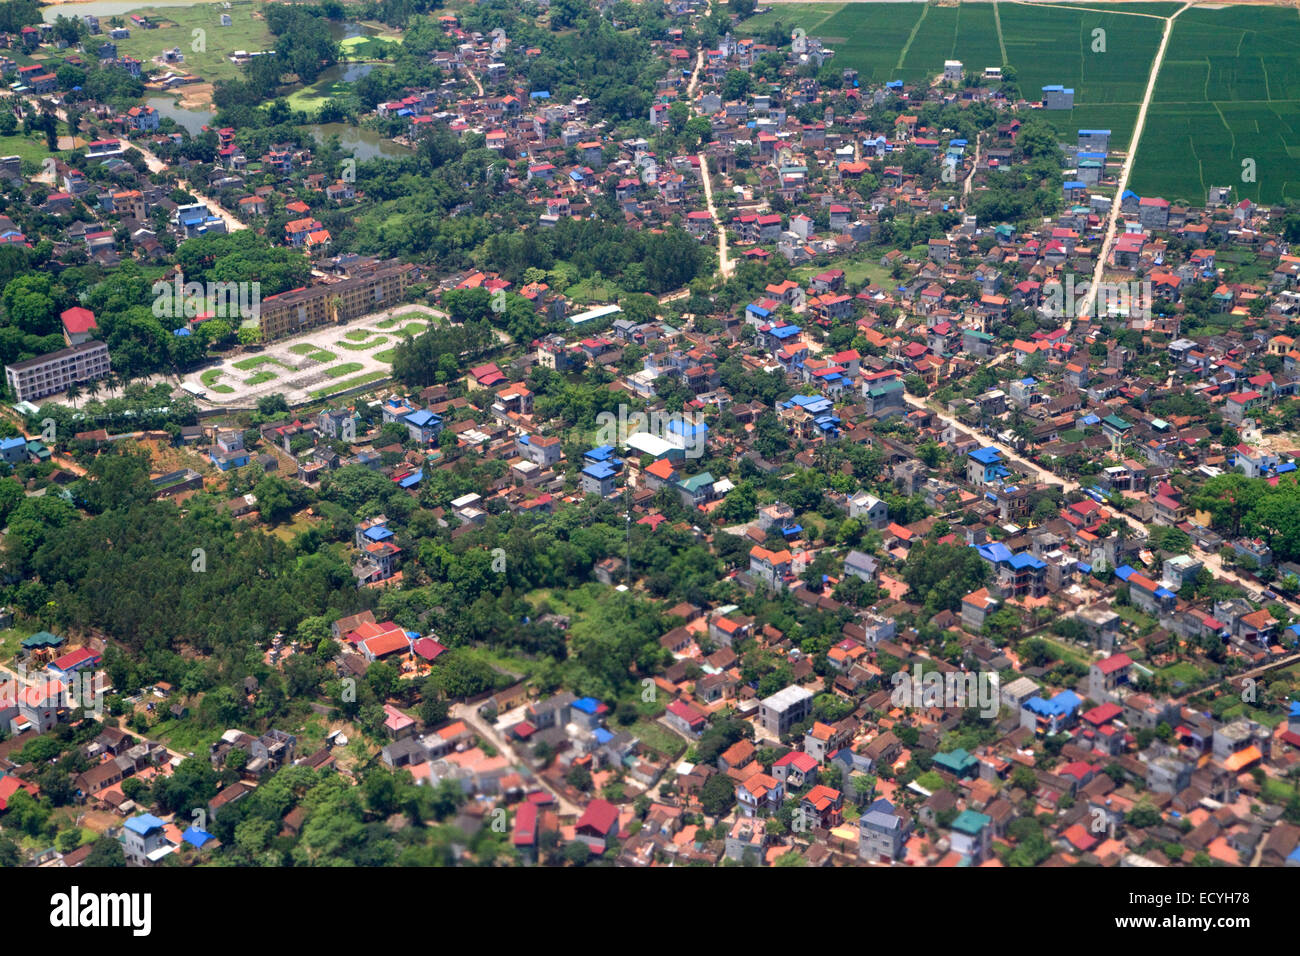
[1023, 690, 1081, 717]
[572, 697, 601, 715]
[183, 826, 215, 848]
[125, 813, 165, 835]
[977, 542, 1013, 563]
[405, 409, 441, 427]
[970, 447, 1002, 464]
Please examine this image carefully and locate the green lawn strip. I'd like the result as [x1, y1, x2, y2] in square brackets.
[336, 336, 388, 351]
[310, 370, 388, 400]
[375, 312, 430, 329]
[322, 362, 364, 378]
[232, 355, 288, 371]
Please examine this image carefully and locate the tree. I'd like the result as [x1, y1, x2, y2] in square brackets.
[253, 475, 303, 524]
[1011, 765, 1037, 793]
[564, 841, 591, 866]
[1127, 800, 1162, 828]
[85, 835, 126, 867]
[700, 772, 736, 817]
[0, 476, 24, 525]
[903, 542, 990, 614]
[566, 764, 593, 792]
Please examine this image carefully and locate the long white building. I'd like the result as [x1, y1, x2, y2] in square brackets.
[5, 340, 111, 403]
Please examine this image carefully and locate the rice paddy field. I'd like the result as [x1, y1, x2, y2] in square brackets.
[1129, 4, 1300, 204]
[741, 1, 1300, 205]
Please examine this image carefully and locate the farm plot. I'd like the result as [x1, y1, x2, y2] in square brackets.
[897, 3, 1003, 87]
[1130, 5, 1300, 204]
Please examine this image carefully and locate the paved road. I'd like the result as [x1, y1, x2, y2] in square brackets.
[464, 63, 485, 97]
[3, 89, 247, 233]
[686, 33, 734, 282]
[451, 702, 581, 817]
[906, 389, 1300, 618]
[698, 151, 734, 280]
[1077, 2, 1189, 321]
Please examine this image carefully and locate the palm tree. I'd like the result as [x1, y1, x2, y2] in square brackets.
[85, 377, 102, 405]
[65, 381, 82, 408]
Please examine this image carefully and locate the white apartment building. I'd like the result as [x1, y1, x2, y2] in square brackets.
[5, 340, 111, 402]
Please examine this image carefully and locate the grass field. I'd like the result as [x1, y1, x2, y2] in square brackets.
[322, 362, 364, 378]
[0, 130, 59, 168]
[1130, 5, 1300, 204]
[631, 718, 687, 761]
[111, 3, 274, 91]
[375, 312, 432, 330]
[244, 370, 277, 385]
[289, 343, 337, 362]
[310, 369, 388, 399]
[336, 336, 388, 350]
[232, 355, 287, 371]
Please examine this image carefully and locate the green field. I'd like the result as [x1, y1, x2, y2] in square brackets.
[289, 343, 337, 362]
[111, 3, 275, 91]
[321, 362, 364, 378]
[310, 370, 388, 399]
[336, 336, 388, 350]
[1130, 5, 1300, 204]
[739, 3, 1300, 203]
[232, 355, 287, 371]
[375, 312, 432, 330]
[630, 719, 688, 761]
[741, 2, 1162, 148]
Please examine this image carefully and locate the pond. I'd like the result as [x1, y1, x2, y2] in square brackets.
[146, 95, 214, 134]
[310, 61, 378, 87]
[305, 122, 411, 162]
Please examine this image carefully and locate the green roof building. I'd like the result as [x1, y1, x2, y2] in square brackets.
[933, 748, 979, 778]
